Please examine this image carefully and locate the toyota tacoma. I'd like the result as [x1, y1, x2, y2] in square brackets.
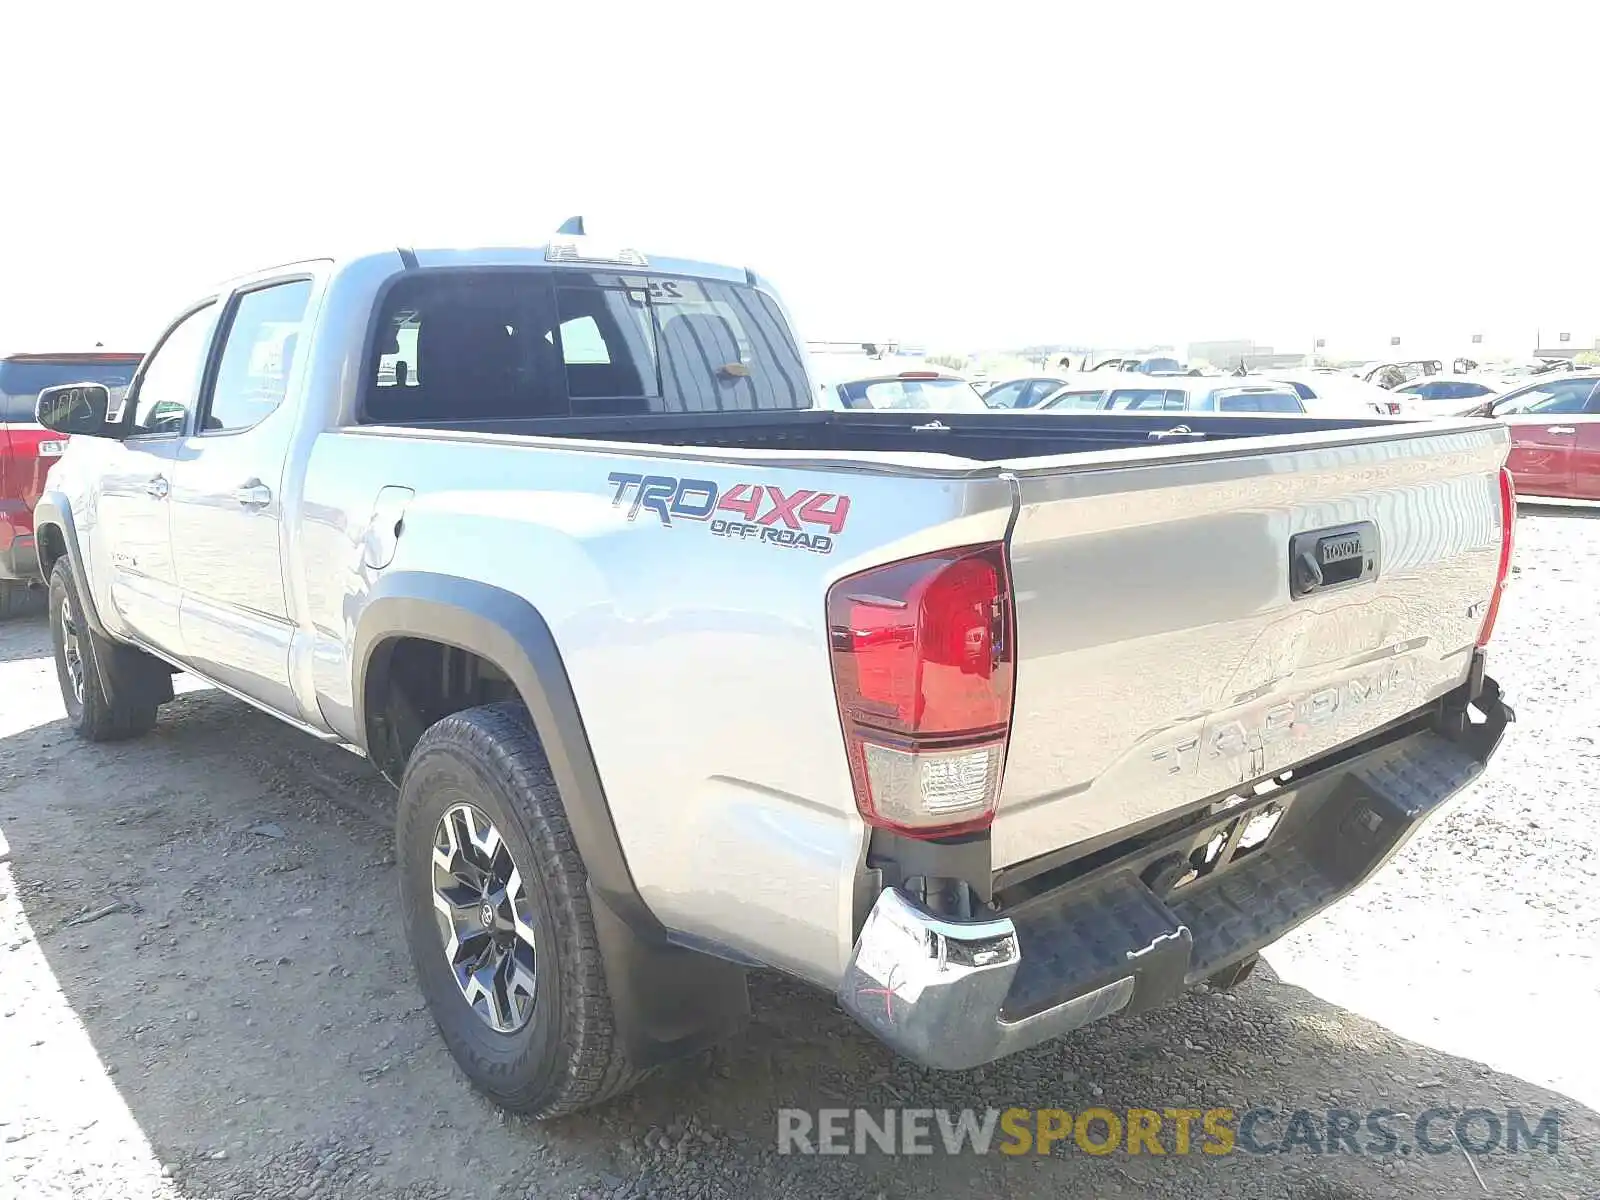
[31, 228, 1515, 1116]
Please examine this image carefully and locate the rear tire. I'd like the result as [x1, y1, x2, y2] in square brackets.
[48, 560, 165, 741]
[396, 701, 646, 1117]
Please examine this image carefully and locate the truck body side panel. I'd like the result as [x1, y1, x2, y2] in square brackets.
[297, 427, 1015, 985]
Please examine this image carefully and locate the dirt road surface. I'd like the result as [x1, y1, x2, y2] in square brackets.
[3, 507, 1597, 1199]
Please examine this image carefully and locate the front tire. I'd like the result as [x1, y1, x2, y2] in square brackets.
[396, 701, 645, 1117]
[48, 560, 163, 741]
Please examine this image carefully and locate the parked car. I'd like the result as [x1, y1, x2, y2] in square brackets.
[1267, 371, 1413, 417]
[1469, 374, 1600, 499]
[32, 234, 1513, 1118]
[0, 351, 142, 616]
[1040, 377, 1308, 414]
[1391, 374, 1509, 416]
[982, 375, 1074, 409]
[1087, 355, 1187, 374]
[1360, 359, 1444, 388]
[815, 367, 990, 412]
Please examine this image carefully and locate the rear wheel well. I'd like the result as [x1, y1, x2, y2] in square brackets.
[364, 637, 522, 780]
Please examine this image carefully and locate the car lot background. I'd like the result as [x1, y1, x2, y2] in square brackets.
[1, 506, 1596, 1200]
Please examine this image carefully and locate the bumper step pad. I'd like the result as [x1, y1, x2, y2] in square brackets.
[999, 727, 1496, 1020]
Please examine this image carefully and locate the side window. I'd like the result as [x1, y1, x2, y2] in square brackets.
[1044, 389, 1105, 410]
[1107, 389, 1165, 410]
[1522, 380, 1597, 415]
[127, 303, 218, 435]
[1019, 380, 1061, 407]
[202, 280, 313, 433]
[1219, 391, 1302, 413]
[984, 381, 1026, 408]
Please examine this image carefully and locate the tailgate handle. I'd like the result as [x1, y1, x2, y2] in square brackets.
[1289, 521, 1379, 599]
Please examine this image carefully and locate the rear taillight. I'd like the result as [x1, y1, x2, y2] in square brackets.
[1477, 467, 1516, 647]
[826, 544, 1014, 838]
[1384, 401, 1402, 415]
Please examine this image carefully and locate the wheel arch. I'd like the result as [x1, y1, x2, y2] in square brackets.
[33, 493, 106, 636]
[354, 572, 658, 939]
[356, 572, 750, 1065]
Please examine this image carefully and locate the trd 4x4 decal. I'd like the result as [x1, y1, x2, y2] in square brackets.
[607, 472, 850, 554]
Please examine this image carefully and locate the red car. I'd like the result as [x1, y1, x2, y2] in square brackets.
[1477, 373, 1600, 500]
[0, 351, 143, 615]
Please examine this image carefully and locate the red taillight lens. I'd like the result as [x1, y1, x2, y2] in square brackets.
[1384, 401, 1402, 415]
[827, 544, 1014, 837]
[1477, 466, 1516, 647]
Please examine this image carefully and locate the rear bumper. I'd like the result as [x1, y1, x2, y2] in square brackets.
[839, 674, 1512, 1071]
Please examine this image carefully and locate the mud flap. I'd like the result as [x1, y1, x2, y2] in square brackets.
[588, 890, 749, 1068]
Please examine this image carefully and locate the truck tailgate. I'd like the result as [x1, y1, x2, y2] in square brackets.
[992, 422, 1510, 870]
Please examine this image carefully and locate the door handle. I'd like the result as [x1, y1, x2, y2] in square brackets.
[234, 481, 273, 508]
[145, 475, 169, 499]
[1547, 425, 1576, 435]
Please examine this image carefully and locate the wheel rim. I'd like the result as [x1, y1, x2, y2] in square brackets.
[60, 608, 85, 707]
[430, 803, 539, 1034]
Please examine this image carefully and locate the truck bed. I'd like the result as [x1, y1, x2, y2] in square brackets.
[383, 408, 1412, 465]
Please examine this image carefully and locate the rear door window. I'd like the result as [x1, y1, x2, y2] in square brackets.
[1043, 389, 1106, 410]
[1500, 379, 1599, 416]
[1019, 379, 1064, 407]
[983, 381, 1027, 408]
[1218, 390, 1303, 413]
[1107, 388, 1186, 411]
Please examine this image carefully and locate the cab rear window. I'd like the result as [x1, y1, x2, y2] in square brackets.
[364, 269, 809, 423]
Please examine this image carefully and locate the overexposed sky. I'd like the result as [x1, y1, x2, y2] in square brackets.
[4, 2, 1596, 359]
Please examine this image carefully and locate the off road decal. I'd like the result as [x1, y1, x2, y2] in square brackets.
[607, 472, 850, 554]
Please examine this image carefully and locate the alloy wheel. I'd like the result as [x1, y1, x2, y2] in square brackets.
[430, 803, 539, 1033]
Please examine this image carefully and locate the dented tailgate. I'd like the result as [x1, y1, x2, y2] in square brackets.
[992, 422, 1511, 870]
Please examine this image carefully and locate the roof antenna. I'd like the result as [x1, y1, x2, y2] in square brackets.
[556, 216, 585, 236]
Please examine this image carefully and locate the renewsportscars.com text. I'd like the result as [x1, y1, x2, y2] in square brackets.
[777, 1106, 1562, 1157]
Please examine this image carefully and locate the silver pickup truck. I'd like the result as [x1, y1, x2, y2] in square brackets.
[31, 231, 1515, 1118]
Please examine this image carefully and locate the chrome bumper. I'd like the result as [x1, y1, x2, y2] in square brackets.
[838, 887, 1139, 1070]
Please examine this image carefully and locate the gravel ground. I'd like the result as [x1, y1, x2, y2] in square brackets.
[1, 506, 1596, 1199]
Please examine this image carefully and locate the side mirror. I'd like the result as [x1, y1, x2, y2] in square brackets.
[35, 383, 122, 439]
